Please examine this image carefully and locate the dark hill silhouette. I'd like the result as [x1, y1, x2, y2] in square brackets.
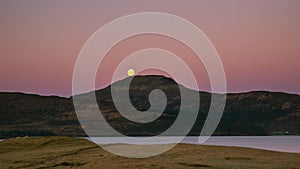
[0, 75, 300, 138]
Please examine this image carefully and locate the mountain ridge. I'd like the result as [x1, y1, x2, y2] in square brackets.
[2, 75, 299, 98]
[1, 75, 300, 138]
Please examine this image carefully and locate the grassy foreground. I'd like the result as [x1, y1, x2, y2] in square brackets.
[0, 136, 299, 169]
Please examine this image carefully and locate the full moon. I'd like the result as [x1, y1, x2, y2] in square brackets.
[127, 68, 135, 76]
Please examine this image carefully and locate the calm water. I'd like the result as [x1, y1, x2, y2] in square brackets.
[87, 136, 300, 153]
[184, 136, 300, 153]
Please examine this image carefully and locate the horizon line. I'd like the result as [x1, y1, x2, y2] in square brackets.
[0, 75, 299, 98]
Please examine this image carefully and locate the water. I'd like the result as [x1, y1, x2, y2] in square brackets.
[87, 136, 300, 153]
[184, 136, 300, 153]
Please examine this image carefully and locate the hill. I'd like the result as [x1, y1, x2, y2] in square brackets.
[0, 75, 300, 138]
[0, 136, 300, 169]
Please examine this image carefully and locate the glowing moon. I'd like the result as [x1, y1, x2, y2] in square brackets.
[127, 68, 135, 76]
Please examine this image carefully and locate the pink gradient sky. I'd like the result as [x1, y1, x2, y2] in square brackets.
[0, 0, 299, 97]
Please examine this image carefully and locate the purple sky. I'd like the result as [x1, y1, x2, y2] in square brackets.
[0, 0, 299, 97]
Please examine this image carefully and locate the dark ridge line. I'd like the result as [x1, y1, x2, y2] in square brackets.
[0, 75, 299, 98]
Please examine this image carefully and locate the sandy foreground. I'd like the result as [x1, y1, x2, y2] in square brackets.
[0, 136, 300, 169]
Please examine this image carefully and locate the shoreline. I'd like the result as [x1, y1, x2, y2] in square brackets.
[83, 135, 300, 153]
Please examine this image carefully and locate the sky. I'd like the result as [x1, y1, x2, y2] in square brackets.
[0, 0, 299, 97]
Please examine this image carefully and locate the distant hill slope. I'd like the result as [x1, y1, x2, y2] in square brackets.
[0, 75, 300, 138]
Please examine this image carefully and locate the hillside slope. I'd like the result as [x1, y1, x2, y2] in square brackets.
[0, 75, 299, 138]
